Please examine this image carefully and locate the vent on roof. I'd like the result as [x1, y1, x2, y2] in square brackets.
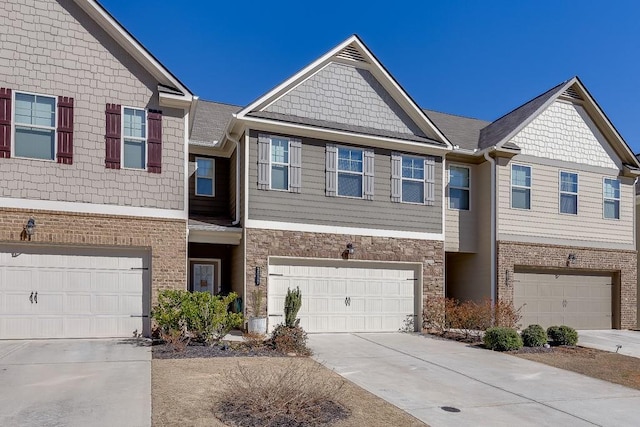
[336, 45, 369, 63]
[562, 86, 583, 101]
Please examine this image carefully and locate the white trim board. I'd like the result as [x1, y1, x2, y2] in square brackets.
[0, 197, 187, 220]
[246, 219, 444, 241]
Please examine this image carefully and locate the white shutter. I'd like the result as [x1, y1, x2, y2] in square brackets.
[257, 134, 270, 190]
[290, 138, 302, 193]
[391, 152, 402, 203]
[326, 144, 337, 196]
[424, 156, 436, 206]
[363, 149, 375, 200]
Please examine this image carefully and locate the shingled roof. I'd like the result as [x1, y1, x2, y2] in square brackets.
[422, 109, 490, 151]
[190, 100, 241, 147]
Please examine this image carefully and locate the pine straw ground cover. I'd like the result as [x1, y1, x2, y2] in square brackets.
[152, 357, 427, 427]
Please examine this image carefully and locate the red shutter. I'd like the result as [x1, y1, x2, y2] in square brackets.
[105, 103, 121, 169]
[0, 88, 11, 158]
[56, 96, 74, 164]
[147, 109, 162, 173]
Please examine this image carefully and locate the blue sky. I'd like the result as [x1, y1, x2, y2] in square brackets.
[101, 0, 640, 152]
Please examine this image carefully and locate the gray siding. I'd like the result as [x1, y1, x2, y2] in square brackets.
[248, 130, 442, 233]
[445, 161, 477, 252]
[0, 0, 185, 210]
[188, 154, 230, 218]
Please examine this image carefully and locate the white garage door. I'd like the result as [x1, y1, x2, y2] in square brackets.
[514, 271, 613, 330]
[267, 260, 419, 333]
[0, 246, 148, 339]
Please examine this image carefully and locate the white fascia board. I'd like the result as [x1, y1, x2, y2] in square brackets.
[239, 116, 450, 156]
[188, 229, 242, 245]
[0, 197, 188, 220]
[159, 92, 193, 109]
[73, 0, 192, 98]
[246, 219, 444, 241]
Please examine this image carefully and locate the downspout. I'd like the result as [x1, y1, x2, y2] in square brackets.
[226, 130, 241, 226]
[484, 150, 497, 310]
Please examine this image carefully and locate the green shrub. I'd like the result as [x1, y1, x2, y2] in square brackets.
[152, 290, 243, 345]
[521, 324, 547, 347]
[483, 327, 523, 351]
[547, 325, 578, 346]
[270, 324, 310, 355]
[284, 287, 302, 327]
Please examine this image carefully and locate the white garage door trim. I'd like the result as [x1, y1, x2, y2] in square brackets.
[0, 244, 151, 339]
[513, 269, 614, 330]
[267, 257, 422, 333]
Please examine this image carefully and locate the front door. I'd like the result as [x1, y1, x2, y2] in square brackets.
[190, 261, 220, 295]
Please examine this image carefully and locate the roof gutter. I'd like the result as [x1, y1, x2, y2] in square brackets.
[484, 149, 497, 311]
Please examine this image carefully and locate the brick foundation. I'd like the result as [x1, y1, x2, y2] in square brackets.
[497, 240, 637, 329]
[245, 228, 444, 328]
[0, 208, 187, 303]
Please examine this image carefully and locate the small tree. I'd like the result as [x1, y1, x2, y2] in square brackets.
[284, 287, 302, 327]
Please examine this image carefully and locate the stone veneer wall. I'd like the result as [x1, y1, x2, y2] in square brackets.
[497, 241, 637, 329]
[0, 208, 187, 303]
[245, 229, 444, 328]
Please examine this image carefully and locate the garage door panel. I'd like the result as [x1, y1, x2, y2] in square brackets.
[95, 272, 120, 292]
[66, 294, 91, 314]
[34, 317, 64, 338]
[67, 272, 92, 292]
[37, 294, 65, 314]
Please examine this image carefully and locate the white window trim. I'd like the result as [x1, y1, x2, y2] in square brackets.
[448, 164, 471, 211]
[121, 106, 147, 171]
[558, 170, 578, 216]
[603, 177, 621, 220]
[510, 163, 532, 210]
[195, 156, 215, 197]
[336, 146, 364, 199]
[400, 155, 426, 205]
[269, 136, 291, 192]
[11, 90, 57, 162]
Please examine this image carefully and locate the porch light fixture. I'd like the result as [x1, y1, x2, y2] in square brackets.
[346, 243, 355, 255]
[566, 253, 577, 266]
[20, 218, 36, 241]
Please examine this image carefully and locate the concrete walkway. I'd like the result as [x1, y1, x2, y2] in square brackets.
[0, 339, 151, 427]
[309, 333, 640, 427]
[578, 330, 640, 358]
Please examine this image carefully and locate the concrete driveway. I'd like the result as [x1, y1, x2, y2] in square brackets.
[578, 330, 640, 358]
[309, 333, 640, 427]
[0, 339, 151, 427]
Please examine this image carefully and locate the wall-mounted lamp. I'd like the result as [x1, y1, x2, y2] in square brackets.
[20, 218, 36, 241]
[566, 253, 577, 267]
[255, 266, 261, 286]
[346, 243, 355, 255]
[505, 269, 510, 286]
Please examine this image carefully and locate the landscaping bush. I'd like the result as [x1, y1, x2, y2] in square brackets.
[270, 324, 311, 355]
[285, 286, 303, 327]
[152, 289, 243, 346]
[483, 327, 523, 351]
[521, 324, 547, 347]
[547, 325, 579, 346]
[216, 359, 349, 427]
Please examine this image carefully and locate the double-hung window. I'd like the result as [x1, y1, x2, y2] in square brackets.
[14, 92, 56, 160]
[449, 165, 470, 210]
[511, 164, 531, 209]
[270, 137, 290, 191]
[559, 171, 578, 215]
[337, 147, 363, 198]
[401, 156, 424, 203]
[195, 157, 215, 196]
[603, 178, 620, 219]
[123, 107, 147, 169]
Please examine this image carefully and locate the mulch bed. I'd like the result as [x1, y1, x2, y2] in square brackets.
[152, 341, 285, 359]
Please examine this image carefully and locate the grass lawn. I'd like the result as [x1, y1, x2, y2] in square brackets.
[513, 346, 640, 390]
[152, 357, 427, 427]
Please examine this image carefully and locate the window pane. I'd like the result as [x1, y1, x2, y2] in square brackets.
[512, 165, 531, 187]
[14, 126, 55, 160]
[196, 177, 213, 196]
[124, 139, 145, 169]
[271, 164, 289, 190]
[124, 108, 146, 138]
[196, 158, 213, 178]
[450, 166, 469, 188]
[604, 179, 620, 199]
[402, 157, 424, 179]
[604, 200, 620, 219]
[271, 139, 289, 163]
[512, 187, 530, 209]
[15, 93, 55, 127]
[449, 188, 470, 210]
[560, 172, 578, 193]
[338, 172, 362, 197]
[338, 148, 363, 173]
[402, 180, 424, 203]
[560, 193, 577, 214]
